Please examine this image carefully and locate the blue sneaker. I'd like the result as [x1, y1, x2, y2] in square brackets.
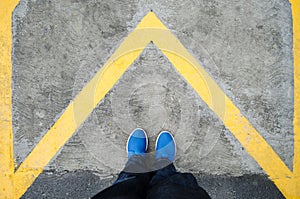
[155, 131, 176, 162]
[126, 128, 148, 159]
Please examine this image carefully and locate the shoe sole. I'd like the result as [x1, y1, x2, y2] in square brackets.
[155, 130, 177, 158]
[126, 128, 149, 154]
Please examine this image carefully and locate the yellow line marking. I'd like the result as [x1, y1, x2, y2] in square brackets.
[0, 3, 299, 199]
[290, 0, 300, 197]
[291, 0, 300, 179]
[0, 0, 20, 198]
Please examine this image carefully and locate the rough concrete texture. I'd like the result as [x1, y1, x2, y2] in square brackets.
[12, 0, 293, 197]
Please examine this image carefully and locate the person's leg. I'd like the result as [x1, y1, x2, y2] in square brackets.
[147, 131, 211, 199]
[114, 154, 151, 185]
[148, 131, 177, 186]
[116, 127, 150, 182]
[150, 158, 176, 186]
[92, 128, 152, 199]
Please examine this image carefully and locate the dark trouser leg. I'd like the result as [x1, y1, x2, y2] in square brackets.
[149, 158, 176, 186]
[114, 155, 152, 185]
[147, 159, 211, 199]
[92, 155, 153, 199]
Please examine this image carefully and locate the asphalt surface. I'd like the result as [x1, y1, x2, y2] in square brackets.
[22, 170, 284, 199]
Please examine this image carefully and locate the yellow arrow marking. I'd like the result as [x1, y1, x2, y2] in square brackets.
[0, 2, 299, 199]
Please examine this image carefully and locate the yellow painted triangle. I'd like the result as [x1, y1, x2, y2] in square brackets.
[1, 7, 300, 199]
